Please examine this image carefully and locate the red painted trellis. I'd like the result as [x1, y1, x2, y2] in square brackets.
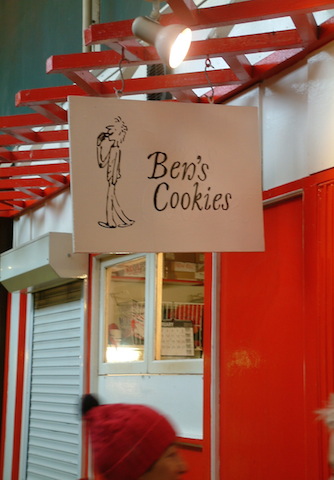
[1, 0, 334, 217]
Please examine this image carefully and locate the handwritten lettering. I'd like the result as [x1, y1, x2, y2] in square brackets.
[148, 151, 231, 213]
[148, 152, 209, 182]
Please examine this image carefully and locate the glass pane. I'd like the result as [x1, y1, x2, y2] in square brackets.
[104, 256, 146, 363]
[158, 253, 205, 360]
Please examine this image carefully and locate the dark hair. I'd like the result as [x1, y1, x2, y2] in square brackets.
[81, 394, 99, 417]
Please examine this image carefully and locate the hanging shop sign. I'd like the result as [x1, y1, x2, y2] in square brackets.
[69, 96, 264, 253]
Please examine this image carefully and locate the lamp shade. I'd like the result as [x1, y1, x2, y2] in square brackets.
[132, 16, 192, 68]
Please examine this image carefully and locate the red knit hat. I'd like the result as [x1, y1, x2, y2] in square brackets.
[81, 394, 176, 480]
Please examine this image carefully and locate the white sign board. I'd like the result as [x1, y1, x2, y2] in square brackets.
[69, 97, 264, 253]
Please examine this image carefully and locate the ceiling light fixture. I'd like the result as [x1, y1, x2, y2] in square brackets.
[132, 15, 192, 69]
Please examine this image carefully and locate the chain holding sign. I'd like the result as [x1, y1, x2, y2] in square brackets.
[68, 97, 264, 253]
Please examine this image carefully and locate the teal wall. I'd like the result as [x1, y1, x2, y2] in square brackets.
[0, 0, 82, 115]
[102, 0, 153, 22]
[0, 0, 159, 116]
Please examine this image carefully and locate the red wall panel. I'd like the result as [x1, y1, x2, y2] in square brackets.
[219, 195, 318, 479]
[179, 444, 205, 480]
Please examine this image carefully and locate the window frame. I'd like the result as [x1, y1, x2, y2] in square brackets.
[97, 253, 204, 375]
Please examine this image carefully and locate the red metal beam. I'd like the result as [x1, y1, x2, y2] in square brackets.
[0, 149, 12, 162]
[18, 188, 46, 199]
[85, 0, 334, 48]
[0, 113, 55, 130]
[191, 0, 334, 29]
[2, 0, 334, 220]
[29, 104, 68, 124]
[12, 13, 334, 114]
[0, 191, 34, 200]
[187, 30, 304, 58]
[0, 130, 68, 147]
[47, 30, 304, 77]
[291, 12, 319, 42]
[85, 19, 134, 46]
[39, 174, 68, 187]
[210, 48, 304, 103]
[44, 29, 305, 98]
[222, 54, 253, 81]
[16, 69, 242, 108]
[0, 201, 25, 211]
[47, 47, 160, 76]
[0, 182, 70, 217]
[0, 178, 65, 189]
[0, 163, 69, 177]
[59, 71, 104, 96]
[15, 85, 84, 108]
[158, 16, 334, 102]
[2, 130, 41, 144]
[46, 49, 122, 73]
[165, 0, 198, 24]
[172, 89, 198, 102]
[6, 147, 69, 164]
[25, 15, 333, 110]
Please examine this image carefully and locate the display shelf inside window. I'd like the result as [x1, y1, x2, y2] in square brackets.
[161, 302, 204, 359]
[160, 253, 205, 360]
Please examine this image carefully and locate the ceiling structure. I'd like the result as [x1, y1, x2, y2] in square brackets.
[1, 0, 334, 217]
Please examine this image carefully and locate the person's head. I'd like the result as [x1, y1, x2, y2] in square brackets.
[81, 394, 188, 480]
[106, 116, 128, 145]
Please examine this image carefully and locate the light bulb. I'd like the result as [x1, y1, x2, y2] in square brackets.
[132, 16, 192, 68]
[168, 27, 192, 68]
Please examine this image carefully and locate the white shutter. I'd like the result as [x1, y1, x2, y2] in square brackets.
[26, 282, 83, 480]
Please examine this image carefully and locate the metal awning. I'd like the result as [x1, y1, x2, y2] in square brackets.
[1, 0, 334, 217]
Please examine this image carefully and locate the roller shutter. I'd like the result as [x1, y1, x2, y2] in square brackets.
[25, 281, 84, 480]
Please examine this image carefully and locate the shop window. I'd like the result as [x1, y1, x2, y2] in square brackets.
[98, 252, 204, 374]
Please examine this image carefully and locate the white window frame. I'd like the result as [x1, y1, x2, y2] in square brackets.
[97, 253, 203, 375]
